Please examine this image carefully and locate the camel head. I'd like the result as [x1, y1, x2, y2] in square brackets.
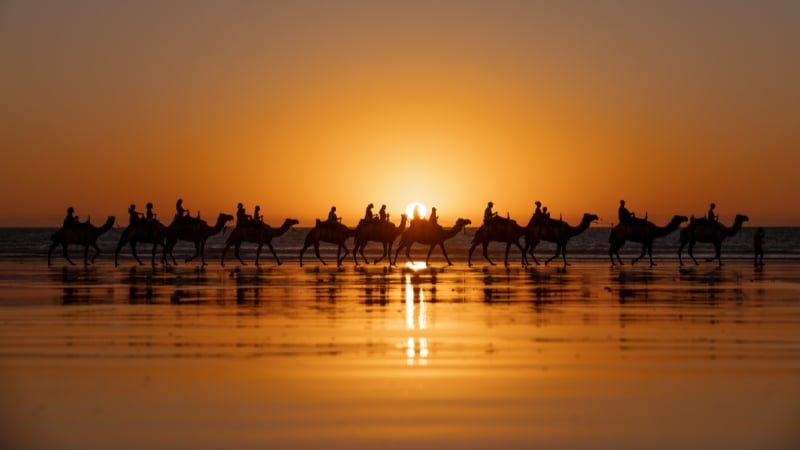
[734, 214, 750, 225]
[582, 213, 599, 224]
[284, 218, 300, 228]
[217, 213, 235, 226]
[670, 215, 689, 226]
[455, 218, 472, 229]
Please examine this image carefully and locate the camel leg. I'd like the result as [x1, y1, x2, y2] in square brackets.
[467, 242, 479, 267]
[48, 242, 60, 266]
[678, 239, 686, 267]
[392, 244, 405, 266]
[714, 243, 723, 267]
[220, 243, 230, 266]
[561, 243, 570, 266]
[545, 245, 560, 266]
[406, 244, 414, 264]
[314, 243, 327, 265]
[200, 240, 208, 266]
[255, 243, 263, 266]
[632, 244, 647, 266]
[90, 243, 101, 264]
[338, 244, 350, 266]
[647, 243, 656, 267]
[151, 244, 159, 267]
[504, 243, 511, 267]
[83, 245, 90, 267]
[687, 241, 699, 265]
[185, 242, 199, 263]
[374, 243, 388, 265]
[514, 241, 526, 266]
[441, 243, 454, 266]
[236, 243, 247, 266]
[61, 243, 76, 266]
[267, 242, 281, 265]
[484, 242, 496, 266]
[130, 242, 144, 265]
[526, 240, 540, 266]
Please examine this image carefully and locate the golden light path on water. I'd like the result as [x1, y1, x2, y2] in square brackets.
[404, 269, 429, 366]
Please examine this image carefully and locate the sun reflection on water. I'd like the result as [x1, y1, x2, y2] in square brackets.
[404, 274, 428, 366]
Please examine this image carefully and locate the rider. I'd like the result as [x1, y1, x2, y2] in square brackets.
[364, 203, 375, 222]
[618, 200, 633, 224]
[253, 205, 262, 223]
[429, 207, 439, 227]
[707, 203, 718, 222]
[379, 204, 387, 222]
[63, 207, 77, 229]
[176, 198, 190, 220]
[327, 206, 339, 224]
[236, 203, 251, 228]
[128, 204, 142, 226]
[483, 202, 497, 225]
[145, 203, 156, 223]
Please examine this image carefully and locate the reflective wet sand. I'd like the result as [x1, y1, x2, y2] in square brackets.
[1, 261, 799, 449]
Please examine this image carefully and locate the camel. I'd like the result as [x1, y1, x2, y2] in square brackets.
[299, 220, 354, 267]
[468, 217, 527, 267]
[114, 220, 168, 267]
[164, 213, 234, 266]
[608, 215, 688, 267]
[524, 213, 599, 266]
[220, 218, 299, 266]
[352, 214, 407, 265]
[48, 216, 116, 267]
[392, 218, 472, 266]
[678, 214, 749, 267]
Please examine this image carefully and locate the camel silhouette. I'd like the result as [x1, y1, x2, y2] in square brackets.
[48, 216, 116, 267]
[114, 220, 168, 267]
[164, 213, 234, 266]
[392, 218, 471, 266]
[608, 215, 688, 267]
[352, 214, 407, 265]
[524, 213, 598, 266]
[220, 218, 299, 266]
[678, 214, 749, 267]
[299, 220, 354, 267]
[468, 217, 526, 267]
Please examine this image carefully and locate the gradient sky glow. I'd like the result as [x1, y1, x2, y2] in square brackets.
[1, 0, 798, 227]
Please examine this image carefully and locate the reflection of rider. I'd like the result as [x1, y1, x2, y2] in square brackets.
[379, 204, 387, 221]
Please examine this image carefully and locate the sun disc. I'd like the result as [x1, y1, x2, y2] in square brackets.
[405, 202, 427, 220]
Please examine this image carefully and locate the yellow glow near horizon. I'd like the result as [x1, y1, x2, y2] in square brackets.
[405, 202, 427, 220]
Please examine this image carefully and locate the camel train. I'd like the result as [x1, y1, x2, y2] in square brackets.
[49, 201, 752, 268]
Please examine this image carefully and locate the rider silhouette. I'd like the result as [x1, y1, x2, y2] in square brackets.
[145, 203, 156, 223]
[707, 203, 718, 222]
[176, 198, 190, 220]
[429, 207, 439, 227]
[128, 204, 142, 226]
[484, 202, 497, 225]
[618, 200, 633, 224]
[253, 205, 262, 223]
[379, 204, 387, 222]
[63, 207, 77, 229]
[327, 206, 339, 224]
[236, 203, 252, 228]
[364, 203, 375, 222]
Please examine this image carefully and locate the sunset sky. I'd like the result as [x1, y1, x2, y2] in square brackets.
[1, 1, 798, 227]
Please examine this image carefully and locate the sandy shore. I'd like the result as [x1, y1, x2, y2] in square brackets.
[1, 260, 799, 449]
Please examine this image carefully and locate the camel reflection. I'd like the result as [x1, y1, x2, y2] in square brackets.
[404, 273, 429, 366]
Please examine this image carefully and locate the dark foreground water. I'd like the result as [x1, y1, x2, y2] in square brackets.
[0, 257, 799, 449]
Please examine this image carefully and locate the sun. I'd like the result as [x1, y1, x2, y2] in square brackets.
[405, 202, 427, 220]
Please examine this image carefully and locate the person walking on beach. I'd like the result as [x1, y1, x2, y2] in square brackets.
[707, 203, 718, 222]
[754, 227, 765, 267]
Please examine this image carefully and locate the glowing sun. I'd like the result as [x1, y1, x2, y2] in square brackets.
[405, 202, 427, 220]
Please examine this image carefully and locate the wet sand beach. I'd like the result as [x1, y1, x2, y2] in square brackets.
[1, 260, 799, 449]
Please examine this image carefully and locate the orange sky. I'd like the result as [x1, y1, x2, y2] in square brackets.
[1, 1, 798, 227]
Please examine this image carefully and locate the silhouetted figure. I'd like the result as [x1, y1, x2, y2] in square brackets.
[542, 206, 550, 218]
[236, 203, 252, 228]
[534, 201, 543, 217]
[707, 203, 718, 222]
[483, 202, 497, 225]
[678, 214, 749, 267]
[327, 206, 339, 224]
[253, 205, 262, 223]
[145, 203, 156, 223]
[379, 204, 387, 221]
[364, 203, 375, 222]
[413, 206, 421, 221]
[753, 227, 765, 267]
[128, 204, 143, 226]
[62, 207, 78, 229]
[176, 198, 189, 220]
[618, 200, 633, 224]
[429, 207, 439, 227]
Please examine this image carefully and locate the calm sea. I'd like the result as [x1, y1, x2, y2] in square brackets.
[7, 225, 799, 265]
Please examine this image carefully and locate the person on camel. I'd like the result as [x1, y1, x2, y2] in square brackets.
[175, 198, 191, 221]
[236, 203, 252, 228]
[484, 202, 498, 225]
[707, 203, 718, 222]
[145, 203, 156, 223]
[364, 203, 375, 222]
[379, 204, 387, 222]
[253, 205, 262, 223]
[327, 206, 340, 224]
[618, 200, 633, 225]
[128, 204, 143, 226]
[63, 207, 78, 229]
[429, 207, 439, 227]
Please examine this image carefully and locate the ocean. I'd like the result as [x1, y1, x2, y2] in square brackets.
[11, 225, 800, 266]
